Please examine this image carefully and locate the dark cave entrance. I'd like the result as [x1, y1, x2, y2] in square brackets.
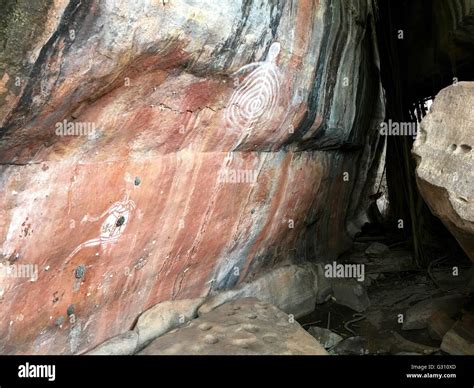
[299, 0, 473, 355]
[374, 0, 473, 267]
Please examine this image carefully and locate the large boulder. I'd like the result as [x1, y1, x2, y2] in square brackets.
[134, 298, 204, 349]
[198, 263, 324, 318]
[413, 82, 474, 260]
[84, 330, 138, 355]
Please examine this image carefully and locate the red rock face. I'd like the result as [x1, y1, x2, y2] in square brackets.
[0, 0, 384, 353]
[1, 151, 331, 353]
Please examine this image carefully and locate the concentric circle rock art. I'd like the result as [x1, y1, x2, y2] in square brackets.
[225, 42, 281, 133]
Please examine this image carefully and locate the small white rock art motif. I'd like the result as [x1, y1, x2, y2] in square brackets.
[65, 194, 136, 262]
[225, 42, 281, 132]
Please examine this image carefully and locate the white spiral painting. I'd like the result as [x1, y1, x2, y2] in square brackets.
[225, 42, 281, 132]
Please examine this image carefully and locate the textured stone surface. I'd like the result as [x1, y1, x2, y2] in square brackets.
[440, 316, 474, 355]
[330, 336, 367, 355]
[0, 0, 384, 354]
[364, 242, 389, 257]
[84, 330, 138, 355]
[402, 295, 468, 331]
[427, 311, 455, 341]
[413, 82, 474, 260]
[307, 326, 343, 349]
[0, 0, 70, 126]
[331, 279, 370, 312]
[389, 332, 438, 355]
[198, 263, 321, 318]
[134, 297, 204, 349]
[138, 298, 327, 355]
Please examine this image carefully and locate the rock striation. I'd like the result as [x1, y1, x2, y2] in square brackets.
[0, 0, 384, 353]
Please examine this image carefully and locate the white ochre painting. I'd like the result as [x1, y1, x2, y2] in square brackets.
[65, 194, 136, 262]
[225, 42, 281, 133]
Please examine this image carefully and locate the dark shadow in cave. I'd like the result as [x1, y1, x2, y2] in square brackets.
[299, 0, 473, 356]
[373, 0, 473, 267]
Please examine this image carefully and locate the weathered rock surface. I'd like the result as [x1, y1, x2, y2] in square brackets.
[307, 326, 343, 349]
[0, 0, 384, 354]
[402, 295, 468, 330]
[138, 298, 327, 355]
[198, 263, 322, 318]
[134, 297, 204, 349]
[85, 330, 138, 355]
[364, 242, 389, 257]
[364, 251, 415, 274]
[331, 279, 370, 312]
[427, 311, 455, 341]
[413, 82, 474, 260]
[389, 332, 438, 355]
[330, 336, 367, 355]
[440, 313, 474, 355]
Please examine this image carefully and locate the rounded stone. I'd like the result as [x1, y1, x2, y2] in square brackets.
[198, 322, 213, 331]
[246, 313, 258, 320]
[232, 337, 258, 349]
[262, 334, 278, 344]
[203, 334, 219, 345]
[241, 323, 259, 333]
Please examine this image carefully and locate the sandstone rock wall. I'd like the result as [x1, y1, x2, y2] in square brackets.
[0, 0, 384, 354]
